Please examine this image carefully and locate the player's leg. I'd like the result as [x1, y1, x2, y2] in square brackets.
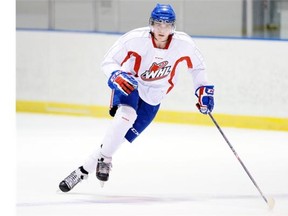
[59, 90, 139, 192]
[93, 96, 160, 185]
[95, 104, 137, 184]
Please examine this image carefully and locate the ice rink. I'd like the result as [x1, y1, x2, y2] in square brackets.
[16, 113, 288, 216]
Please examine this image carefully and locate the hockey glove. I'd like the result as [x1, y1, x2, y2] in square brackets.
[108, 70, 138, 96]
[195, 85, 214, 114]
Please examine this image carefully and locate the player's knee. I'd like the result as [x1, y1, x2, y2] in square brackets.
[116, 105, 137, 124]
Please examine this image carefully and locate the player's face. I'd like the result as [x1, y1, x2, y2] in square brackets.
[152, 21, 173, 42]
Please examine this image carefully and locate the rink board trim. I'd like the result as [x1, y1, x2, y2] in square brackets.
[16, 100, 288, 131]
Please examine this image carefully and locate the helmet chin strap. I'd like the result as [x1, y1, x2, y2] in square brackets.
[171, 25, 176, 34]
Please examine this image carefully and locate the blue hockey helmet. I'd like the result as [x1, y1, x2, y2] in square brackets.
[150, 4, 176, 24]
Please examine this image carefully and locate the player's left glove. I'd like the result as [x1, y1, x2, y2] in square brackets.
[108, 70, 138, 96]
[195, 85, 214, 114]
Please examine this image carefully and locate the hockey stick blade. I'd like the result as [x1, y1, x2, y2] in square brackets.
[267, 197, 275, 210]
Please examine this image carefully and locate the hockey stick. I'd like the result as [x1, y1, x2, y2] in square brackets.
[207, 112, 275, 209]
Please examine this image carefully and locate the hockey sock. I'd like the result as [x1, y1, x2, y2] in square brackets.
[100, 105, 137, 157]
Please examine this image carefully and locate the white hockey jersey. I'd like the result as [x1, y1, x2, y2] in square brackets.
[101, 27, 210, 106]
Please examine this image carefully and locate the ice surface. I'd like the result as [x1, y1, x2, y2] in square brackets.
[16, 113, 288, 216]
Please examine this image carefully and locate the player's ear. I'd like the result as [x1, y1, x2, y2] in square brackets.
[171, 24, 176, 34]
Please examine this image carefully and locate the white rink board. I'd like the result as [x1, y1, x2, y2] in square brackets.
[16, 31, 288, 118]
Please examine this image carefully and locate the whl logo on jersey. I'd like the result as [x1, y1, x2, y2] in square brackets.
[141, 61, 171, 81]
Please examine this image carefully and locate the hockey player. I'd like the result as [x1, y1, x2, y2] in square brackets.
[59, 3, 214, 192]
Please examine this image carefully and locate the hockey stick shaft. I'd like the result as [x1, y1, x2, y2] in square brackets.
[207, 112, 269, 204]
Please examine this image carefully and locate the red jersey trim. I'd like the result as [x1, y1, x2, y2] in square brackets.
[166, 56, 193, 94]
[121, 51, 142, 77]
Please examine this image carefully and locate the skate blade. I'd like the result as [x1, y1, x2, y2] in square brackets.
[99, 181, 105, 188]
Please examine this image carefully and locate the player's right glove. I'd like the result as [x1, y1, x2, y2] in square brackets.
[108, 70, 138, 96]
[195, 85, 214, 114]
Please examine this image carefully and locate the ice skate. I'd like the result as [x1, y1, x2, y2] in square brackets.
[59, 166, 88, 192]
[96, 156, 112, 187]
